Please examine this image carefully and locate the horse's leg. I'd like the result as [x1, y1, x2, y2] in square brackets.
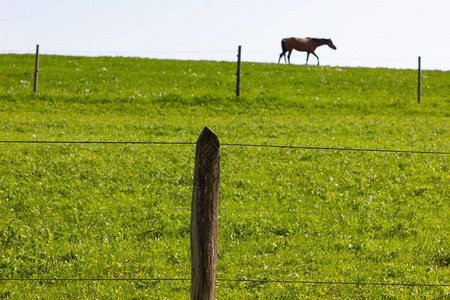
[287, 50, 293, 64]
[306, 52, 310, 65]
[278, 51, 285, 64]
[312, 52, 319, 65]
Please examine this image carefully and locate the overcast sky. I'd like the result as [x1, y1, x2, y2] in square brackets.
[2, 0, 449, 70]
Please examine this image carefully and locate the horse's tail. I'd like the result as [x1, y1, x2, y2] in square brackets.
[278, 38, 288, 63]
[281, 38, 287, 53]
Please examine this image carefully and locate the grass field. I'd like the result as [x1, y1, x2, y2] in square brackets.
[0, 54, 448, 298]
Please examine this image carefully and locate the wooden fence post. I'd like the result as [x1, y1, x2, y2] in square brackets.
[33, 44, 39, 94]
[417, 56, 421, 104]
[235, 45, 241, 97]
[191, 126, 220, 300]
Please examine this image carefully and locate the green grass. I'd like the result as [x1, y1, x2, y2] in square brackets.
[0, 54, 449, 298]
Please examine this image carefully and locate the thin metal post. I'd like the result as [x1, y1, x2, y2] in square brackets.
[34, 44, 39, 94]
[235, 45, 241, 97]
[417, 56, 421, 104]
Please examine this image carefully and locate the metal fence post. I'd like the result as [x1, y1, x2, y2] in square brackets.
[235, 45, 241, 97]
[33, 44, 39, 94]
[417, 56, 421, 104]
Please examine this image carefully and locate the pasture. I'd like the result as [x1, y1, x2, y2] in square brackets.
[0, 54, 448, 298]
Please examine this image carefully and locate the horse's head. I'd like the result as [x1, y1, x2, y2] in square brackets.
[327, 39, 337, 50]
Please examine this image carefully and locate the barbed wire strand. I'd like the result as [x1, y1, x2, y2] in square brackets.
[2, 207, 190, 220]
[222, 143, 450, 155]
[3, 207, 448, 220]
[0, 140, 195, 146]
[0, 49, 236, 55]
[2, 49, 450, 65]
[1, 140, 448, 155]
[0, 277, 448, 287]
[217, 278, 450, 287]
[0, 278, 189, 282]
[220, 208, 450, 220]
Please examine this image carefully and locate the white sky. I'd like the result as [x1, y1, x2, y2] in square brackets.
[1, 0, 449, 70]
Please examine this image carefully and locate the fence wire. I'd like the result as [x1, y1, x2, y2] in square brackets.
[2, 49, 450, 65]
[0, 277, 448, 287]
[0, 140, 195, 146]
[1, 56, 448, 295]
[1, 140, 448, 155]
[1, 139, 448, 292]
[3, 206, 448, 221]
[222, 143, 450, 155]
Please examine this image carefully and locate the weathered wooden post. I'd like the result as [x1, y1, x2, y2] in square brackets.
[417, 56, 421, 104]
[235, 45, 241, 97]
[191, 126, 220, 300]
[33, 44, 39, 94]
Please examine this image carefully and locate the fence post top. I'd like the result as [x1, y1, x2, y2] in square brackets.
[198, 126, 219, 144]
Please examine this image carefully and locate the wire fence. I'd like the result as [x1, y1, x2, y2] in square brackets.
[1, 48, 448, 294]
[0, 49, 237, 55]
[1, 139, 448, 290]
[3, 206, 449, 221]
[2, 48, 450, 70]
[1, 140, 448, 155]
[1, 277, 448, 287]
[2, 141, 448, 220]
[2, 48, 450, 63]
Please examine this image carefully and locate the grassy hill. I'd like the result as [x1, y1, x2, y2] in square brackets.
[0, 54, 448, 298]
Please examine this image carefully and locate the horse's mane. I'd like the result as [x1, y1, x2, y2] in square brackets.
[306, 37, 329, 41]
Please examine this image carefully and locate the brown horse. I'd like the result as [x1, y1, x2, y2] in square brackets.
[278, 37, 337, 65]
